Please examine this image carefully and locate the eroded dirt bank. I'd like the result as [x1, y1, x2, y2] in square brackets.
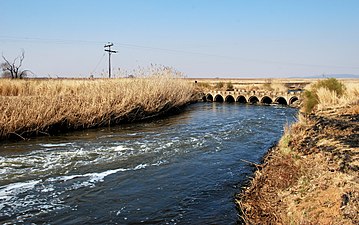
[236, 105, 359, 224]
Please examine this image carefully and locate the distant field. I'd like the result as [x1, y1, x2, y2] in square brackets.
[187, 77, 359, 84]
[187, 77, 359, 92]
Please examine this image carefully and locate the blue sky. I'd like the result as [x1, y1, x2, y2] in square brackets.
[1, 0, 359, 78]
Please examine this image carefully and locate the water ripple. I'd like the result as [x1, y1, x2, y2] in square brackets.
[0, 104, 298, 224]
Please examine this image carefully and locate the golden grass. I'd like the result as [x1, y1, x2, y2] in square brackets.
[192, 78, 306, 93]
[301, 79, 359, 113]
[308, 82, 359, 111]
[261, 82, 288, 92]
[237, 111, 359, 224]
[0, 71, 195, 140]
[271, 83, 289, 92]
[279, 152, 355, 225]
[316, 83, 359, 111]
[237, 80, 359, 224]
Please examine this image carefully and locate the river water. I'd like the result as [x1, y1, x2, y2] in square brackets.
[0, 103, 297, 224]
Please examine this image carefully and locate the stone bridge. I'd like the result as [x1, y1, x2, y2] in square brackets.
[201, 89, 303, 105]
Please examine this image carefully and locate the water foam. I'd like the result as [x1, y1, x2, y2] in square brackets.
[0, 180, 40, 210]
[40, 143, 73, 148]
[0, 162, 157, 222]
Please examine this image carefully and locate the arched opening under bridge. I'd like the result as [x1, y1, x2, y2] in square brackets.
[236, 96, 247, 103]
[261, 96, 273, 104]
[206, 94, 213, 102]
[275, 97, 288, 105]
[248, 96, 259, 104]
[214, 94, 224, 102]
[200, 93, 207, 102]
[225, 95, 235, 103]
[289, 96, 299, 105]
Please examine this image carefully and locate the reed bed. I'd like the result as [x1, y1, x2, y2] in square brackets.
[0, 72, 195, 140]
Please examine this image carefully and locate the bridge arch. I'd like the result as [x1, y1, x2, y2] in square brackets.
[261, 96, 273, 104]
[214, 94, 224, 102]
[225, 95, 235, 103]
[275, 97, 288, 105]
[248, 96, 259, 104]
[289, 96, 299, 105]
[236, 95, 247, 103]
[199, 93, 207, 102]
[206, 94, 213, 102]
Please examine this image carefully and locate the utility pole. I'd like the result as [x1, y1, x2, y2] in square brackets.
[104, 42, 118, 78]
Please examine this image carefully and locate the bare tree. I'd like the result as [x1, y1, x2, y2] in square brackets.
[1, 50, 30, 79]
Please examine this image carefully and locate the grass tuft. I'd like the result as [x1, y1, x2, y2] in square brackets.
[302, 78, 358, 114]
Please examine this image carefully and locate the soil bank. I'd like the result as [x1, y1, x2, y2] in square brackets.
[236, 105, 359, 224]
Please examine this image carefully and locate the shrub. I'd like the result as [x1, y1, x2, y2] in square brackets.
[263, 83, 275, 91]
[196, 82, 210, 89]
[302, 78, 345, 114]
[311, 78, 346, 97]
[226, 82, 234, 91]
[216, 82, 224, 89]
[263, 79, 274, 91]
[302, 90, 318, 114]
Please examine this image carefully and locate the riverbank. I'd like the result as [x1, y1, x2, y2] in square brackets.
[0, 73, 195, 141]
[236, 81, 359, 224]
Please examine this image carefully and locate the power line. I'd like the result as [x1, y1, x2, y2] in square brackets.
[90, 53, 106, 75]
[0, 35, 103, 45]
[1, 35, 359, 70]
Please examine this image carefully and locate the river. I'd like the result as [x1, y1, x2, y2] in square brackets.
[0, 103, 297, 224]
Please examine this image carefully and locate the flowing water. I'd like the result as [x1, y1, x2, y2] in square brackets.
[0, 103, 297, 224]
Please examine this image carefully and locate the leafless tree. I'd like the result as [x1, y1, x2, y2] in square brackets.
[1, 50, 30, 79]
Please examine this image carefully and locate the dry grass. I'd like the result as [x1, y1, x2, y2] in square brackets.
[237, 81, 359, 224]
[262, 82, 289, 92]
[237, 147, 302, 224]
[237, 108, 359, 224]
[0, 69, 195, 140]
[280, 152, 355, 225]
[192, 78, 307, 93]
[303, 79, 359, 113]
[316, 83, 359, 111]
[271, 83, 289, 92]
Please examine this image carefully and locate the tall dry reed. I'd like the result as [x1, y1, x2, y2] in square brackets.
[0, 70, 195, 140]
[302, 79, 359, 113]
[316, 82, 359, 111]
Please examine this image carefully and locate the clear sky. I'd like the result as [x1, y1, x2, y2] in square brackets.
[1, 0, 359, 78]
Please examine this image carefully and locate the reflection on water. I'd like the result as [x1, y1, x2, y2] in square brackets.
[0, 103, 297, 224]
